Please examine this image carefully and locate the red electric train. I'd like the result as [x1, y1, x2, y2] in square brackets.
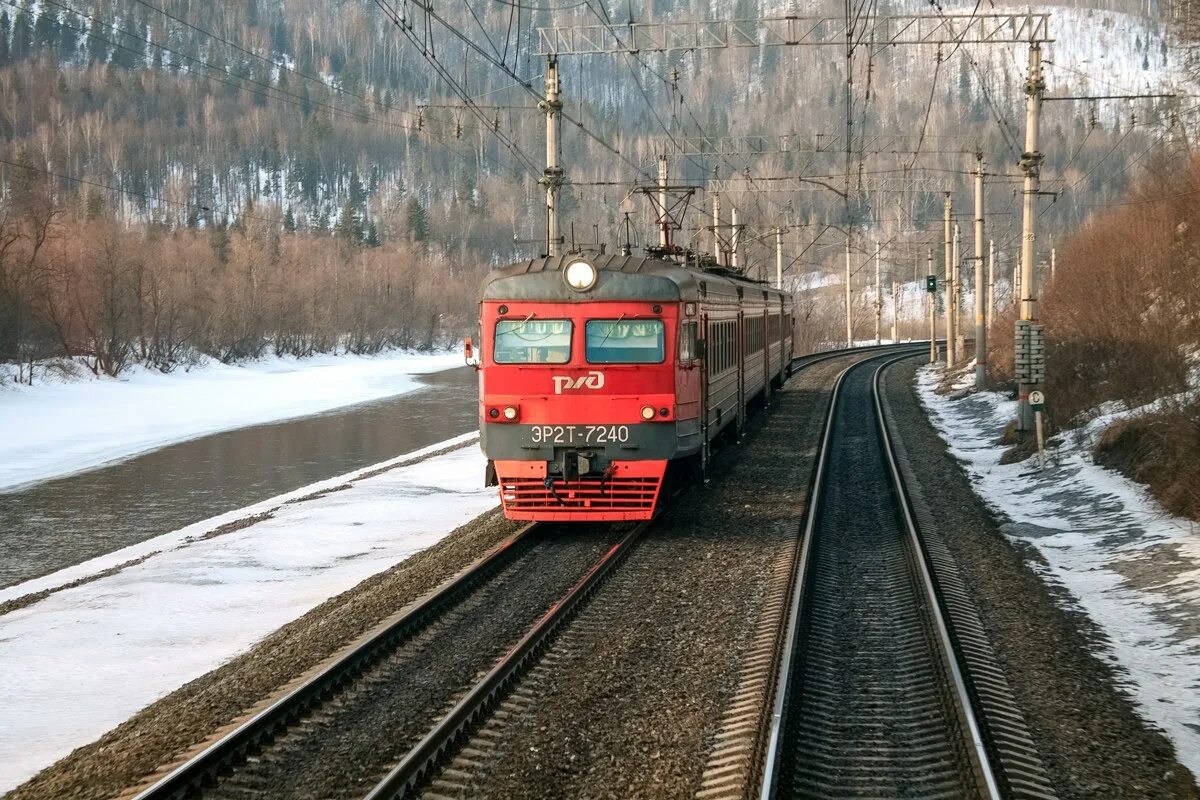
[472, 253, 793, 521]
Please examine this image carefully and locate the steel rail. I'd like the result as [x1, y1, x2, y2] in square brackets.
[758, 350, 1001, 800]
[756, 357, 855, 800]
[871, 354, 1002, 799]
[132, 521, 541, 800]
[131, 342, 925, 800]
[365, 346, 913, 798]
[363, 522, 647, 799]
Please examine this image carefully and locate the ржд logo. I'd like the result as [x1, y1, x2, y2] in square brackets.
[552, 371, 605, 395]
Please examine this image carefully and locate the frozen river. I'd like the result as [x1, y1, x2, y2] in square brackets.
[0, 367, 478, 588]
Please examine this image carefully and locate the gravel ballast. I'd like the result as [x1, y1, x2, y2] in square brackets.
[9, 505, 526, 800]
[883, 357, 1199, 800]
[426, 357, 854, 799]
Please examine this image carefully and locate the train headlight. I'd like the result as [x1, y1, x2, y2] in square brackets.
[640, 405, 656, 420]
[564, 260, 598, 292]
[503, 406, 519, 420]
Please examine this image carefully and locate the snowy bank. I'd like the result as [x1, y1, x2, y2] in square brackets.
[0, 350, 464, 492]
[917, 366, 1200, 783]
[0, 434, 495, 793]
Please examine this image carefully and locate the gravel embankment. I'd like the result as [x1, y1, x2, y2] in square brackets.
[10, 506, 526, 800]
[208, 528, 620, 800]
[438, 358, 852, 799]
[883, 357, 1199, 800]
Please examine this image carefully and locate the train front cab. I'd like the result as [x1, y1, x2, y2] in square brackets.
[479, 290, 699, 522]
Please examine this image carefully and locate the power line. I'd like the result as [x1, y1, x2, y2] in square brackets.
[372, 0, 543, 177]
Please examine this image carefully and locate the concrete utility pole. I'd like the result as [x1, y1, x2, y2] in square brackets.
[775, 227, 785, 289]
[1017, 41, 1045, 431]
[987, 238, 995, 326]
[541, 56, 564, 257]
[928, 249, 937, 364]
[953, 223, 962, 362]
[1050, 246, 1056, 280]
[657, 154, 670, 248]
[874, 240, 882, 346]
[731, 207, 741, 269]
[845, 235, 853, 348]
[891, 277, 899, 343]
[943, 194, 954, 367]
[711, 193, 722, 264]
[974, 157, 987, 389]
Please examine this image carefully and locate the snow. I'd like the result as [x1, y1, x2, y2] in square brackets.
[0, 435, 496, 793]
[917, 366, 1200, 782]
[0, 350, 465, 493]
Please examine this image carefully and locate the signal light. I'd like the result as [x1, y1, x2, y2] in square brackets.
[926, 275, 938, 293]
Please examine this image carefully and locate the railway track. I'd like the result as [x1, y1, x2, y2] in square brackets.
[129, 343, 931, 800]
[755, 352, 1056, 800]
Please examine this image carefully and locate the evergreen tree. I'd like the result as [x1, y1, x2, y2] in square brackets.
[365, 220, 381, 247]
[87, 17, 110, 64]
[11, 6, 33, 61]
[58, 13, 78, 61]
[406, 197, 428, 241]
[335, 200, 364, 246]
[0, 13, 10, 67]
[33, 8, 57, 51]
[283, 207, 297, 232]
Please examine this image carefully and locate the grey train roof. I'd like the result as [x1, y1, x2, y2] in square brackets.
[481, 253, 789, 303]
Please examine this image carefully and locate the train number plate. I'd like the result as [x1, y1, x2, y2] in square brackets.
[528, 425, 630, 445]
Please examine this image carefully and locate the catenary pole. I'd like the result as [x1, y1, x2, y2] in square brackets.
[1017, 41, 1045, 430]
[975, 156, 987, 389]
[875, 239, 882, 345]
[928, 249, 937, 363]
[987, 238, 995, 325]
[731, 206, 740, 270]
[542, 56, 563, 257]
[952, 223, 961, 362]
[891, 276, 898, 343]
[775, 227, 784, 289]
[712, 193, 722, 264]
[845, 234, 853, 348]
[943, 194, 954, 366]
[657, 154, 670, 248]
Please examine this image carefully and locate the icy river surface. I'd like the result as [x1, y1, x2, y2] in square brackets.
[0, 367, 478, 588]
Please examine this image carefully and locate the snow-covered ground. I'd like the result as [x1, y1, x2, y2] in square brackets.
[0, 350, 464, 492]
[0, 434, 495, 793]
[918, 366, 1200, 782]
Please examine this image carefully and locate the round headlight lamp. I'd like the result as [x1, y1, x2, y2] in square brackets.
[503, 406, 519, 420]
[641, 405, 656, 420]
[564, 260, 598, 292]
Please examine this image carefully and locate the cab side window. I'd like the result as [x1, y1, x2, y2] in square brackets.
[679, 320, 698, 362]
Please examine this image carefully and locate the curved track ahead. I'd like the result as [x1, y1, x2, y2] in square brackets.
[129, 344, 937, 800]
[758, 352, 1055, 800]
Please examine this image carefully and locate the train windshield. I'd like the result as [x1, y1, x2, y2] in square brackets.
[585, 319, 665, 364]
[493, 319, 572, 364]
